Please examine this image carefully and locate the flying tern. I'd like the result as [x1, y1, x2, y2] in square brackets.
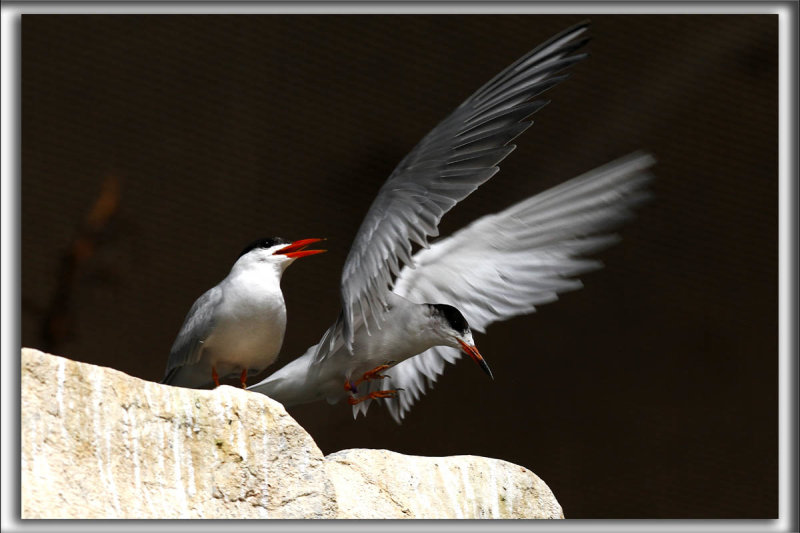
[250, 153, 654, 421]
[249, 23, 639, 415]
[161, 237, 326, 389]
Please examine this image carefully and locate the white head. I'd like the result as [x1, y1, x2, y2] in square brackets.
[233, 237, 326, 274]
[426, 303, 493, 379]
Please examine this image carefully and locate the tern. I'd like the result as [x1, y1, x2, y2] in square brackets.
[249, 23, 636, 415]
[250, 153, 654, 421]
[161, 237, 326, 389]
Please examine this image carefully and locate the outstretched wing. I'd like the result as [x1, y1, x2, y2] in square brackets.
[161, 286, 223, 384]
[316, 22, 591, 361]
[352, 152, 656, 422]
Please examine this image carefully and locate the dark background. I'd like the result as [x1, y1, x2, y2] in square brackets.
[21, 15, 778, 518]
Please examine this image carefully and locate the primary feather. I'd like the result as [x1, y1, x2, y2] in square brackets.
[249, 24, 655, 424]
[352, 152, 656, 422]
[318, 22, 592, 359]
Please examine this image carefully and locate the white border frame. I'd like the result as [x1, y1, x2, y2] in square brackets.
[2, 3, 796, 532]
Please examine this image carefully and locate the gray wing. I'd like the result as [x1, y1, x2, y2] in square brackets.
[352, 152, 656, 422]
[161, 286, 223, 384]
[317, 22, 591, 360]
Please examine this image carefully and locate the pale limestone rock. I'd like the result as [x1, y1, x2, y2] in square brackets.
[21, 348, 336, 518]
[21, 348, 563, 519]
[324, 449, 563, 519]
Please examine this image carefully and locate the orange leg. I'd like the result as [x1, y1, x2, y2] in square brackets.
[347, 389, 403, 406]
[240, 369, 248, 389]
[212, 366, 221, 388]
[360, 363, 394, 383]
[346, 362, 397, 391]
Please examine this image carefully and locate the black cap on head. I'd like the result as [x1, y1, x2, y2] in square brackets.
[238, 237, 290, 259]
[428, 303, 470, 335]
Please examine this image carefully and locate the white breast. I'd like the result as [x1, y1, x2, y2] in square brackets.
[203, 267, 287, 376]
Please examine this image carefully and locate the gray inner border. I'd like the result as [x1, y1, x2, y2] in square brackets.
[1, 2, 796, 533]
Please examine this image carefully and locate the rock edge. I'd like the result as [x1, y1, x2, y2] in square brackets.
[21, 348, 563, 519]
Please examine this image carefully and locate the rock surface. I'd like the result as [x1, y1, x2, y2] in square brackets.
[21, 348, 335, 519]
[325, 449, 564, 519]
[21, 348, 563, 519]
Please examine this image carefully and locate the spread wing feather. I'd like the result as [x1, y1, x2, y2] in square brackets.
[352, 152, 656, 422]
[316, 23, 591, 361]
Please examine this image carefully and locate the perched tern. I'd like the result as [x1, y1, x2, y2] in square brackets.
[249, 23, 615, 414]
[161, 237, 326, 389]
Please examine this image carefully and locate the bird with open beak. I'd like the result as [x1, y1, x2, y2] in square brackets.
[161, 237, 326, 389]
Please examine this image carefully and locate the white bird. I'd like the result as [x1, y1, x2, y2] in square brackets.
[250, 153, 654, 421]
[161, 237, 326, 389]
[248, 22, 617, 413]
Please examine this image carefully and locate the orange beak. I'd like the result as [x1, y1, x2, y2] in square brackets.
[275, 238, 327, 259]
[457, 338, 494, 380]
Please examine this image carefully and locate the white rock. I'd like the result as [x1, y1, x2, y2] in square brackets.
[324, 449, 563, 519]
[20, 348, 563, 519]
[21, 348, 336, 518]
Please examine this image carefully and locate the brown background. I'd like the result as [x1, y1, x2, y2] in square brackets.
[21, 15, 778, 518]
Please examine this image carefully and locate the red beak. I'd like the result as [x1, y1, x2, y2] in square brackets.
[457, 338, 494, 380]
[275, 238, 327, 259]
